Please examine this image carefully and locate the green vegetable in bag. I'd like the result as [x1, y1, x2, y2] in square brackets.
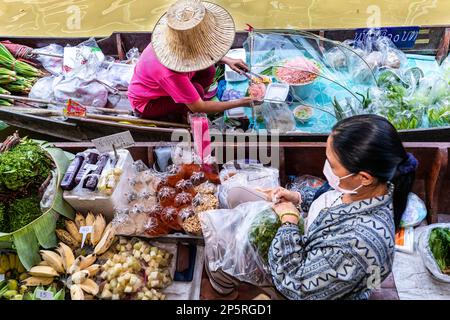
[249, 208, 304, 263]
[429, 227, 450, 275]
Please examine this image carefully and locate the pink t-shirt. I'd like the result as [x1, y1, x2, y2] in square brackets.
[128, 45, 201, 113]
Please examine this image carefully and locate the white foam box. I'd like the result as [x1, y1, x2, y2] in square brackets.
[63, 149, 134, 221]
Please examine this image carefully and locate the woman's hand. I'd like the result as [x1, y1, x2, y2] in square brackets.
[272, 202, 300, 225]
[238, 96, 263, 107]
[257, 187, 301, 204]
[221, 56, 249, 74]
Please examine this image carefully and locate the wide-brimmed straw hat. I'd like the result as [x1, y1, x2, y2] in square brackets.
[152, 0, 236, 73]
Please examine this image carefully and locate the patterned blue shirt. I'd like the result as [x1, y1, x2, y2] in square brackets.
[268, 186, 396, 300]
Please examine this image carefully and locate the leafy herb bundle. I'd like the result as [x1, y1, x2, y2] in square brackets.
[429, 227, 450, 275]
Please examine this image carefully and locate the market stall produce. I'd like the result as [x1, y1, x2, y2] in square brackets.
[0, 133, 74, 269]
[114, 159, 221, 238]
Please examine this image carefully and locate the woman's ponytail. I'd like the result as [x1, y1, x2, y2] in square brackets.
[392, 153, 418, 231]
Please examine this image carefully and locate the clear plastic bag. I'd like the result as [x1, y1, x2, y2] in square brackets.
[400, 193, 427, 228]
[63, 37, 105, 80]
[34, 44, 64, 75]
[96, 61, 134, 88]
[53, 76, 109, 108]
[29, 75, 63, 104]
[417, 223, 450, 283]
[200, 201, 279, 286]
[261, 102, 296, 133]
[40, 170, 57, 211]
[218, 160, 279, 209]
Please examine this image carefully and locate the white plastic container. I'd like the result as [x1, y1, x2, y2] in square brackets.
[264, 83, 290, 102]
[225, 107, 247, 119]
[63, 149, 134, 221]
[224, 48, 247, 82]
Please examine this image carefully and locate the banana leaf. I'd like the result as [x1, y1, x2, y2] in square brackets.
[0, 140, 75, 269]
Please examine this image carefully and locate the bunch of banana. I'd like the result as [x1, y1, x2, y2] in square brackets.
[24, 219, 116, 301]
[0, 252, 27, 285]
[55, 212, 109, 250]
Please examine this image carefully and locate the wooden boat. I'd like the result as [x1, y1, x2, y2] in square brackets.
[0, 25, 449, 142]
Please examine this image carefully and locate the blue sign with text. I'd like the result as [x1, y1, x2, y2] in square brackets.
[354, 26, 420, 49]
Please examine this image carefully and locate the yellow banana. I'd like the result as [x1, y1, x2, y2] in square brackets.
[16, 257, 26, 274]
[0, 254, 10, 271]
[94, 223, 116, 255]
[71, 270, 89, 284]
[65, 220, 82, 244]
[40, 250, 65, 274]
[80, 278, 99, 296]
[91, 214, 106, 246]
[74, 213, 86, 229]
[70, 284, 84, 300]
[29, 266, 59, 278]
[22, 276, 54, 287]
[79, 254, 96, 270]
[7, 254, 16, 270]
[85, 212, 95, 244]
[57, 243, 75, 273]
[84, 264, 101, 277]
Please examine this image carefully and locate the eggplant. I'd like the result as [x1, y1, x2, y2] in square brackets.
[75, 152, 99, 185]
[84, 154, 110, 191]
[60, 153, 84, 190]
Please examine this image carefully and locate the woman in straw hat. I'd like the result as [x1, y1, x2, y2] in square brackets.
[128, 0, 256, 121]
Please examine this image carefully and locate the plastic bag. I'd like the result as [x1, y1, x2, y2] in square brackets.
[63, 38, 105, 80]
[40, 170, 57, 211]
[418, 223, 450, 283]
[400, 193, 427, 228]
[96, 61, 134, 88]
[29, 75, 63, 104]
[218, 160, 279, 208]
[201, 201, 303, 286]
[34, 44, 64, 75]
[53, 76, 109, 108]
[261, 102, 296, 133]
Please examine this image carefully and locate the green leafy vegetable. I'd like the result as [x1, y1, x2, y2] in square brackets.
[6, 197, 42, 233]
[249, 208, 304, 263]
[0, 138, 53, 192]
[0, 203, 7, 232]
[429, 227, 450, 275]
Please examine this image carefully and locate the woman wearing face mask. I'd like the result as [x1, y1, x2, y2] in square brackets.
[205, 114, 418, 300]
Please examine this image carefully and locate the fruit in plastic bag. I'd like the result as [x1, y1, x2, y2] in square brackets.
[148, 204, 163, 217]
[178, 207, 202, 236]
[160, 206, 182, 231]
[175, 179, 195, 195]
[157, 186, 176, 207]
[156, 177, 169, 192]
[166, 165, 185, 187]
[177, 206, 195, 225]
[195, 181, 217, 195]
[190, 171, 206, 186]
[174, 192, 193, 208]
[181, 163, 202, 178]
[192, 193, 219, 213]
[145, 215, 170, 237]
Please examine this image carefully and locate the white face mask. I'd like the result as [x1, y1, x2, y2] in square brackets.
[323, 160, 363, 195]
